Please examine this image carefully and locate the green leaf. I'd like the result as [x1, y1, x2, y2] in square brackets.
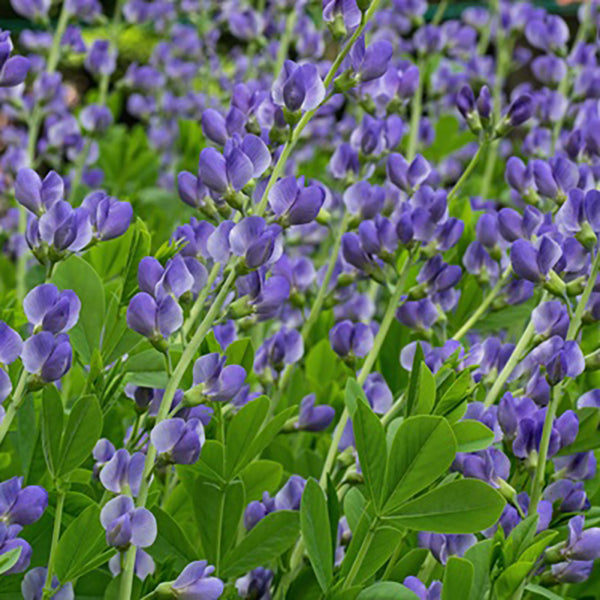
[226, 396, 269, 476]
[0, 547, 22, 575]
[442, 557, 473, 600]
[504, 515, 538, 565]
[494, 561, 533, 600]
[344, 487, 367, 533]
[405, 343, 425, 417]
[525, 584, 565, 600]
[52, 256, 105, 364]
[389, 479, 506, 533]
[464, 539, 494, 600]
[300, 479, 333, 592]
[413, 364, 436, 415]
[221, 510, 300, 579]
[452, 420, 494, 453]
[149, 506, 198, 569]
[192, 479, 245, 566]
[41, 386, 63, 478]
[434, 370, 474, 418]
[352, 398, 387, 507]
[384, 416, 456, 511]
[120, 218, 151, 304]
[239, 460, 282, 502]
[357, 582, 419, 600]
[225, 338, 255, 373]
[124, 347, 168, 388]
[56, 504, 111, 581]
[386, 548, 429, 583]
[57, 395, 103, 478]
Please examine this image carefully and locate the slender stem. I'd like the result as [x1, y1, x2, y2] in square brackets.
[480, 0, 507, 200]
[483, 291, 549, 408]
[529, 385, 560, 514]
[451, 266, 512, 340]
[42, 489, 65, 600]
[0, 370, 29, 447]
[184, 262, 221, 337]
[381, 393, 405, 427]
[47, 2, 71, 75]
[255, 0, 383, 216]
[344, 520, 378, 588]
[302, 213, 350, 341]
[319, 253, 411, 487]
[447, 139, 488, 204]
[119, 269, 237, 599]
[567, 249, 600, 340]
[406, 58, 424, 162]
[274, 9, 298, 76]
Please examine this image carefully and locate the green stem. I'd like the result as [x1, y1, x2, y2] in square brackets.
[406, 57, 424, 162]
[447, 139, 488, 204]
[344, 520, 378, 589]
[451, 266, 512, 341]
[119, 268, 237, 599]
[47, 2, 71, 75]
[255, 0, 383, 216]
[184, 262, 221, 338]
[0, 370, 29, 447]
[483, 291, 549, 408]
[381, 393, 405, 427]
[529, 385, 560, 514]
[274, 9, 298, 76]
[42, 489, 65, 600]
[319, 253, 411, 487]
[567, 248, 600, 340]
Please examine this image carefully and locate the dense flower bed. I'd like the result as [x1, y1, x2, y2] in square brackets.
[0, 0, 600, 598]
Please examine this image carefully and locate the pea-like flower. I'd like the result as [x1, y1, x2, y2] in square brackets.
[21, 567, 73, 600]
[0, 322, 23, 402]
[98, 448, 145, 496]
[23, 284, 80, 334]
[268, 176, 325, 226]
[295, 394, 335, 432]
[254, 327, 303, 375]
[151, 418, 205, 465]
[167, 560, 224, 600]
[230, 217, 283, 269]
[100, 495, 156, 550]
[21, 333, 73, 383]
[329, 320, 374, 358]
[14, 169, 64, 217]
[0, 31, 29, 87]
[272, 60, 325, 113]
[192, 353, 246, 402]
[0, 477, 47, 526]
[81, 191, 133, 241]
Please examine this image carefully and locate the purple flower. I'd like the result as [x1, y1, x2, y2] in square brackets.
[532, 157, 579, 201]
[452, 448, 510, 488]
[100, 495, 157, 549]
[21, 567, 73, 600]
[418, 532, 476, 565]
[80, 105, 113, 135]
[127, 293, 183, 340]
[0, 477, 47, 526]
[230, 217, 283, 269]
[272, 60, 325, 113]
[14, 169, 64, 217]
[254, 328, 303, 374]
[236, 568, 273, 600]
[510, 236, 561, 283]
[396, 298, 439, 332]
[198, 134, 270, 197]
[554, 452, 597, 481]
[343, 182, 385, 220]
[177, 172, 210, 210]
[349, 36, 393, 83]
[296, 394, 335, 431]
[532, 301, 569, 339]
[0, 32, 29, 87]
[85, 40, 116, 77]
[0, 524, 31, 575]
[363, 372, 392, 414]
[31, 201, 93, 253]
[9, 0, 51, 20]
[268, 177, 325, 226]
[525, 15, 569, 53]
[193, 353, 246, 402]
[23, 284, 80, 334]
[151, 418, 205, 465]
[323, 0, 361, 31]
[562, 516, 600, 561]
[329, 320, 373, 358]
[98, 449, 145, 497]
[169, 561, 224, 600]
[403, 576, 442, 600]
[544, 479, 590, 513]
[551, 560, 593, 583]
[387, 153, 431, 194]
[21, 333, 72, 382]
[81, 192, 133, 240]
